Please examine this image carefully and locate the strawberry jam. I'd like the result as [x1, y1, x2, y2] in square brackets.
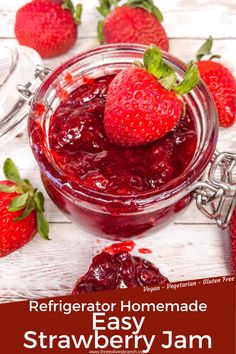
[72, 250, 168, 294]
[49, 75, 197, 194]
[31, 74, 197, 239]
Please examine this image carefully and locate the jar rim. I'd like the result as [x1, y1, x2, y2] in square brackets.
[29, 44, 218, 209]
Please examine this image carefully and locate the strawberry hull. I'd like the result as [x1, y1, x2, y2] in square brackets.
[28, 45, 218, 240]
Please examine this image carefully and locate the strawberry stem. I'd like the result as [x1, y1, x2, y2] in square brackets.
[125, 0, 164, 21]
[141, 45, 199, 95]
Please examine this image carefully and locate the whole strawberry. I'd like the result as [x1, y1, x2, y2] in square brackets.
[195, 37, 236, 128]
[15, 0, 82, 58]
[0, 159, 49, 257]
[229, 206, 236, 274]
[97, 0, 169, 52]
[104, 45, 199, 146]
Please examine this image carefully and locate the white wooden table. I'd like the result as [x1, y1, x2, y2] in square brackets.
[0, 0, 235, 303]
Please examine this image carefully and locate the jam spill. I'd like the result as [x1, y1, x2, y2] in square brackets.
[72, 250, 168, 294]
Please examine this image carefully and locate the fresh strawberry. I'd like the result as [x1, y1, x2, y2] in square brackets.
[229, 206, 236, 274]
[0, 159, 49, 257]
[15, 0, 82, 58]
[195, 37, 236, 128]
[97, 0, 169, 52]
[104, 45, 199, 146]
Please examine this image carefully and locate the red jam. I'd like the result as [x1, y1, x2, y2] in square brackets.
[49, 75, 197, 195]
[30, 74, 197, 239]
[138, 248, 153, 254]
[103, 240, 136, 254]
[72, 250, 168, 294]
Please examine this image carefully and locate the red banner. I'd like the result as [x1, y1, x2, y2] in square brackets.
[0, 276, 235, 353]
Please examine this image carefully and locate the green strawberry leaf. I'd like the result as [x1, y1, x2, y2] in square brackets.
[134, 61, 145, 69]
[97, 20, 105, 44]
[14, 204, 34, 223]
[144, 45, 163, 79]
[127, 1, 152, 12]
[209, 54, 221, 60]
[15, 185, 25, 194]
[8, 192, 29, 212]
[97, 0, 112, 17]
[74, 4, 83, 24]
[3, 158, 22, 184]
[22, 178, 31, 185]
[173, 63, 200, 95]
[21, 178, 34, 193]
[34, 191, 45, 212]
[196, 36, 213, 61]
[160, 62, 176, 78]
[142, 45, 199, 95]
[144, 46, 177, 88]
[62, 0, 82, 24]
[0, 184, 16, 193]
[125, 0, 163, 21]
[195, 37, 221, 62]
[151, 4, 163, 22]
[159, 71, 177, 91]
[62, 0, 75, 13]
[37, 210, 50, 240]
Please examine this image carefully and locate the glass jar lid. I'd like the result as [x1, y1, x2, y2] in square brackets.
[0, 45, 42, 145]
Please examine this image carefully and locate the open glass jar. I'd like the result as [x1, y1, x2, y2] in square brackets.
[15, 44, 235, 240]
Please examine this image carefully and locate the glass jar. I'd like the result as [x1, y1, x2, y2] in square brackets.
[0, 45, 42, 145]
[26, 44, 235, 240]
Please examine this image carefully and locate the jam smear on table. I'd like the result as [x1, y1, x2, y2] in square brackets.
[49, 75, 197, 196]
[103, 240, 136, 254]
[72, 250, 168, 294]
[138, 248, 153, 254]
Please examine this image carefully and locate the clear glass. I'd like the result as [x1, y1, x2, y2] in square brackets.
[0, 45, 42, 145]
[28, 44, 218, 240]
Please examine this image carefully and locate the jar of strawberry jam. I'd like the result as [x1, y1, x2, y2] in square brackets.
[15, 44, 235, 240]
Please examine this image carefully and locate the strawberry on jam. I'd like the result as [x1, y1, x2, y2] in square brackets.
[49, 75, 197, 195]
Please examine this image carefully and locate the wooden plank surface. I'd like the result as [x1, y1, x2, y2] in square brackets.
[0, 0, 235, 303]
